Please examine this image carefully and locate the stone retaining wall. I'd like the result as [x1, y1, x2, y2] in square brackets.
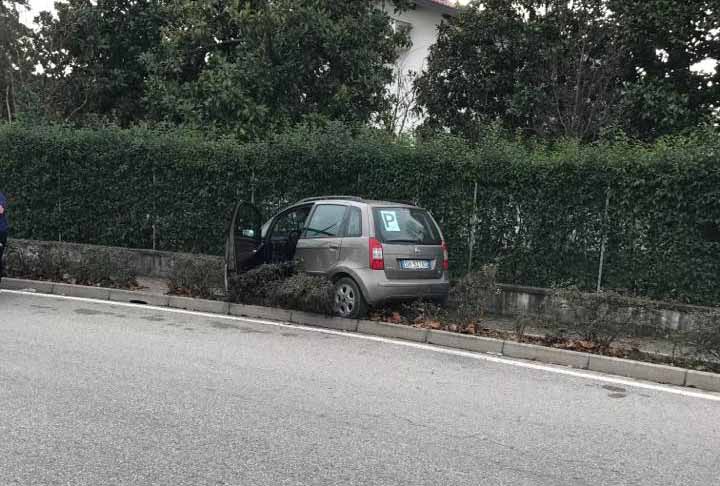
[5, 238, 716, 333]
[6, 238, 223, 279]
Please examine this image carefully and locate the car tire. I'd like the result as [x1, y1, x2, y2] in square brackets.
[334, 277, 367, 319]
[433, 295, 449, 307]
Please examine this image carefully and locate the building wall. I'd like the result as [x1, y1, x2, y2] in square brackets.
[377, 1, 451, 132]
[389, 5, 446, 78]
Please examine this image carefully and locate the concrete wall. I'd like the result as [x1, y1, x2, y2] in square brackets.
[491, 284, 715, 334]
[377, 1, 455, 131]
[6, 238, 223, 280]
[6, 238, 716, 334]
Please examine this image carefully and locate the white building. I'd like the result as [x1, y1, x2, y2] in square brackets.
[377, 0, 459, 132]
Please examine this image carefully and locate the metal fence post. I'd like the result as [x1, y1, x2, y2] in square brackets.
[467, 181, 478, 273]
[597, 187, 611, 292]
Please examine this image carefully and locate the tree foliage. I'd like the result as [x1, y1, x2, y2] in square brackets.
[32, 0, 167, 125]
[609, 0, 720, 139]
[142, 0, 408, 139]
[0, 0, 34, 122]
[417, 0, 720, 141]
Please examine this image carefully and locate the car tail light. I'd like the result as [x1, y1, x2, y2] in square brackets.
[441, 241, 449, 270]
[369, 238, 385, 270]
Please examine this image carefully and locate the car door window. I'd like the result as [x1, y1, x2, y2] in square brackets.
[304, 205, 347, 239]
[268, 205, 312, 262]
[272, 206, 311, 238]
[345, 207, 363, 237]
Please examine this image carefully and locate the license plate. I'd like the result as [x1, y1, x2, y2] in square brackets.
[400, 259, 431, 270]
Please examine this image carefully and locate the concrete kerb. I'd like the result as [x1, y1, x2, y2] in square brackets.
[357, 320, 429, 343]
[229, 303, 292, 323]
[685, 370, 720, 393]
[503, 341, 590, 369]
[53, 282, 111, 301]
[2, 277, 718, 393]
[109, 289, 170, 307]
[1, 278, 55, 294]
[291, 311, 358, 332]
[168, 295, 229, 315]
[588, 354, 687, 386]
[428, 329, 504, 354]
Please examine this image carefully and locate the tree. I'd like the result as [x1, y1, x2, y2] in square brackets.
[609, 0, 720, 139]
[0, 0, 34, 122]
[417, 0, 719, 141]
[143, 0, 409, 140]
[33, 0, 168, 125]
[416, 0, 628, 141]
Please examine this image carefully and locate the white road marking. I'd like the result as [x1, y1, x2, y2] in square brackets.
[4, 289, 720, 403]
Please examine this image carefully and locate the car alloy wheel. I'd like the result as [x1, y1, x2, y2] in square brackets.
[335, 281, 356, 318]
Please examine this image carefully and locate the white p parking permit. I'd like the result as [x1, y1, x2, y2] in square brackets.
[380, 210, 401, 232]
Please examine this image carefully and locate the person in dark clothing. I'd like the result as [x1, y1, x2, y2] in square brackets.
[0, 192, 8, 283]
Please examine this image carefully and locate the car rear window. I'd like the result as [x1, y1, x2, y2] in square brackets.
[372, 207, 441, 245]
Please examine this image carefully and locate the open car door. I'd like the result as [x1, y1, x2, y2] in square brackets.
[224, 201, 263, 289]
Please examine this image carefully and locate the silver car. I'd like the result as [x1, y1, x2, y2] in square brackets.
[225, 196, 450, 318]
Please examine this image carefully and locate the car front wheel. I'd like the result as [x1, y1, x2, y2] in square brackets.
[334, 277, 367, 319]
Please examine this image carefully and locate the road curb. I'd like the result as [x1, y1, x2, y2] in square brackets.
[168, 295, 228, 315]
[3, 277, 718, 394]
[503, 341, 590, 370]
[427, 329, 504, 354]
[2, 277, 55, 294]
[685, 370, 720, 393]
[52, 282, 111, 301]
[109, 289, 170, 307]
[292, 311, 358, 332]
[587, 355, 687, 386]
[229, 303, 292, 323]
[357, 320, 428, 343]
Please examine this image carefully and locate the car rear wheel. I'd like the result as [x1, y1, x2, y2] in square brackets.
[334, 277, 367, 319]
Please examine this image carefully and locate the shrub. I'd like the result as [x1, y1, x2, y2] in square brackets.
[69, 251, 137, 288]
[400, 299, 445, 328]
[227, 262, 334, 314]
[5, 243, 137, 288]
[227, 262, 296, 305]
[5, 244, 67, 281]
[4, 244, 45, 279]
[543, 287, 654, 349]
[168, 257, 224, 299]
[686, 312, 720, 362]
[267, 273, 335, 316]
[2, 123, 720, 305]
[445, 264, 500, 331]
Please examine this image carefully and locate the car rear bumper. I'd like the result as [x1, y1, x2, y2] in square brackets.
[355, 269, 450, 305]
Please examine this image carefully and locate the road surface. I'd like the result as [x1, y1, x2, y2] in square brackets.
[1, 290, 719, 486]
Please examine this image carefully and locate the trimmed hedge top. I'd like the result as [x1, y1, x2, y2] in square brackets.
[1, 122, 719, 305]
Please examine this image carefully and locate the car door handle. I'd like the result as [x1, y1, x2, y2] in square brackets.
[328, 244, 340, 250]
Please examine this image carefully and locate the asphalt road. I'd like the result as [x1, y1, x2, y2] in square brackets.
[1, 291, 719, 486]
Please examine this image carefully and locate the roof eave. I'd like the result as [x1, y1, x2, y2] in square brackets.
[414, 0, 460, 16]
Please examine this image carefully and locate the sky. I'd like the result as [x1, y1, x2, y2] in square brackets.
[18, 0, 717, 74]
[19, 0, 54, 25]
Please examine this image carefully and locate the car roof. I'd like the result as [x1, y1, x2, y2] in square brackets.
[295, 196, 419, 209]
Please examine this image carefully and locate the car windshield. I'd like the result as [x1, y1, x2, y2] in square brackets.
[372, 207, 441, 245]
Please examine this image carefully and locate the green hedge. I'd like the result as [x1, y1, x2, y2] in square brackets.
[1, 123, 719, 305]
